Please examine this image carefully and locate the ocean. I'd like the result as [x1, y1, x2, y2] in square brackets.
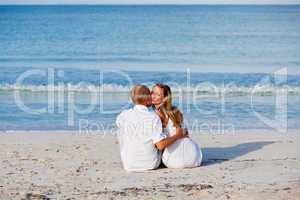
[0, 5, 300, 131]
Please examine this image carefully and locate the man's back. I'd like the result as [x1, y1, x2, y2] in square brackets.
[116, 105, 165, 171]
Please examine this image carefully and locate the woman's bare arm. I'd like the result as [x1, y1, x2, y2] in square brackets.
[155, 128, 188, 150]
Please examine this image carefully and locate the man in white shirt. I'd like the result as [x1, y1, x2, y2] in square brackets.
[116, 85, 187, 171]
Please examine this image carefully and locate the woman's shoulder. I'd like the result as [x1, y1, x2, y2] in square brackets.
[171, 106, 183, 116]
[171, 105, 181, 112]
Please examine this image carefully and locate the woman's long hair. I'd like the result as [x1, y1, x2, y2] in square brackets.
[154, 83, 183, 128]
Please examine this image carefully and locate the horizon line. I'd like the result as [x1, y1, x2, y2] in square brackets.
[0, 3, 300, 5]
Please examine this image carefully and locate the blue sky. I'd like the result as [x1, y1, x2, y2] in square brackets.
[0, 0, 299, 5]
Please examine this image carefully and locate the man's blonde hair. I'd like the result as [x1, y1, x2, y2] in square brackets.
[131, 85, 150, 105]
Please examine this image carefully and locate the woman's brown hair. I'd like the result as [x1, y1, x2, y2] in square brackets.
[154, 83, 183, 128]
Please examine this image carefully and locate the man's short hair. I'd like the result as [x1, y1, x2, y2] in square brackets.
[131, 85, 150, 105]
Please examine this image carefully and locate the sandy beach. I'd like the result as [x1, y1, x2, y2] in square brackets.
[0, 130, 299, 200]
[1, 2, 300, 200]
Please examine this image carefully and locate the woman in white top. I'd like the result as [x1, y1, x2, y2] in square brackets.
[151, 83, 202, 168]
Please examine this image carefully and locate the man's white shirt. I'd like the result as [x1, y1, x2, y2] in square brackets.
[116, 105, 166, 171]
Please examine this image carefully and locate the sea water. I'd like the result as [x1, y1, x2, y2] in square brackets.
[0, 5, 300, 131]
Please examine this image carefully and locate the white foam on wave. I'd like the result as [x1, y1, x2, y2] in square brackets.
[0, 83, 300, 95]
[0, 83, 130, 92]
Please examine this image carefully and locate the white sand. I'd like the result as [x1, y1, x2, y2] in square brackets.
[0, 130, 299, 200]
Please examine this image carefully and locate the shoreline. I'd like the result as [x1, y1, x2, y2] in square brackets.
[0, 128, 299, 136]
[1, 130, 300, 199]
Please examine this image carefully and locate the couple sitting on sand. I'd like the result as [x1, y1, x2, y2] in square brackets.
[116, 84, 202, 171]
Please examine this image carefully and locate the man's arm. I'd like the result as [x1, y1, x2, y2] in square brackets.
[116, 112, 124, 128]
[155, 128, 187, 150]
